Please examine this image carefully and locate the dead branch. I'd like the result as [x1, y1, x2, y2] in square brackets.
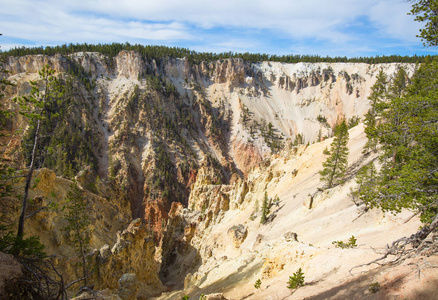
[350, 214, 438, 274]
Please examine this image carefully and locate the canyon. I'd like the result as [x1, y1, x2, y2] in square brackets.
[1, 51, 435, 299]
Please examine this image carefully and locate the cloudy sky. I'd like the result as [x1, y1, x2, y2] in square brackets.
[1, 0, 437, 57]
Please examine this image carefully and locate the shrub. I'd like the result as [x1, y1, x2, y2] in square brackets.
[254, 278, 262, 289]
[287, 268, 305, 289]
[348, 115, 360, 128]
[369, 282, 380, 293]
[332, 235, 357, 248]
[316, 115, 329, 128]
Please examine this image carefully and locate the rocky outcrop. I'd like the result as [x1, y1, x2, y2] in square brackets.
[5, 54, 69, 74]
[115, 50, 144, 79]
[118, 273, 139, 300]
[0, 168, 131, 289]
[227, 224, 248, 248]
[159, 202, 202, 287]
[93, 219, 164, 298]
[1, 52, 424, 298]
[2, 52, 416, 239]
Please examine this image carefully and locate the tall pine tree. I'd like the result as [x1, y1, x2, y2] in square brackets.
[15, 65, 64, 241]
[357, 60, 438, 223]
[363, 70, 388, 153]
[260, 191, 270, 224]
[319, 120, 349, 189]
[350, 162, 378, 209]
[63, 182, 91, 287]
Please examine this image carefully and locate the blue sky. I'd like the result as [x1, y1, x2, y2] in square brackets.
[1, 0, 437, 57]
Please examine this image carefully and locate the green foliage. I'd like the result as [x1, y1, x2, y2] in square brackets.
[409, 0, 438, 46]
[16, 65, 98, 180]
[241, 104, 250, 125]
[350, 162, 378, 208]
[332, 235, 357, 249]
[63, 181, 91, 286]
[0, 51, 47, 260]
[2, 42, 432, 64]
[260, 191, 270, 224]
[246, 118, 283, 152]
[363, 70, 388, 153]
[293, 133, 304, 146]
[369, 282, 380, 293]
[347, 115, 360, 129]
[360, 60, 438, 223]
[273, 194, 280, 205]
[0, 225, 46, 259]
[254, 278, 262, 289]
[319, 121, 349, 188]
[199, 294, 206, 300]
[317, 115, 329, 128]
[181, 295, 190, 300]
[287, 268, 305, 289]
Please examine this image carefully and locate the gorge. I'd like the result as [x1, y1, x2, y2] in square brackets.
[1, 49, 436, 299]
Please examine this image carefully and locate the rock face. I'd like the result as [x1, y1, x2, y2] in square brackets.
[118, 273, 139, 300]
[0, 168, 131, 289]
[93, 219, 164, 298]
[1, 52, 427, 299]
[2, 52, 416, 237]
[227, 224, 248, 248]
[151, 124, 427, 300]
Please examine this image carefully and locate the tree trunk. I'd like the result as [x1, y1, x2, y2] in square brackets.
[17, 119, 40, 238]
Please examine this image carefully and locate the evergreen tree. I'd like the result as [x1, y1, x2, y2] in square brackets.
[63, 182, 91, 287]
[260, 191, 270, 224]
[409, 0, 438, 46]
[357, 59, 438, 223]
[15, 65, 64, 240]
[319, 121, 349, 189]
[387, 67, 409, 100]
[350, 162, 378, 209]
[363, 70, 387, 153]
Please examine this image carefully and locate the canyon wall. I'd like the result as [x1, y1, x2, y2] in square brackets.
[1, 52, 426, 298]
[2, 52, 416, 230]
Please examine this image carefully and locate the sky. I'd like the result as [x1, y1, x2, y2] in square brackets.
[1, 0, 437, 57]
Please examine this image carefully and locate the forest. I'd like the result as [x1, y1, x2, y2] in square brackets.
[1, 42, 432, 64]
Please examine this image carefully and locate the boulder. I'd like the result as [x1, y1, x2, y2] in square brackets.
[227, 224, 248, 248]
[118, 273, 139, 300]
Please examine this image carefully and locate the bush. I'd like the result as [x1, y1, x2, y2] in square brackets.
[369, 282, 380, 293]
[332, 235, 357, 248]
[254, 278, 262, 289]
[348, 115, 361, 128]
[317, 115, 329, 128]
[287, 268, 305, 289]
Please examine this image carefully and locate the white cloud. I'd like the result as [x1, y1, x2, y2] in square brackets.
[0, 0, 429, 54]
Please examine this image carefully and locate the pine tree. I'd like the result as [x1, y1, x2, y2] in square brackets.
[358, 59, 438, 223]
[350, 162, 378, 209]
[319, 120, 349, 189]
[260, 191, 270, 224]
[363, 70, 387, 153]
[63, 182, 91, 286]
[14, 65, 64, 240]
[409, 0, 438, 46]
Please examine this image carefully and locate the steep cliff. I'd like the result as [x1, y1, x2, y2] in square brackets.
[2, 52, 428, 298]
[1, 52, 415, 231]
[156, 124, 431, 300]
